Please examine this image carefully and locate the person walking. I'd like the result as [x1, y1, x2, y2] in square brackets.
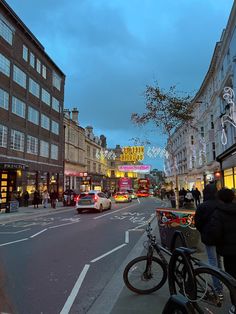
[195, 184, 223, 298]
[42, 190, 49, 208]
[192, 187, 201, 207]
[33, 190, 40, 208]
[206, 188, 236, 314]
[50, 190, 58, 209]
[23, 190, 29, 207]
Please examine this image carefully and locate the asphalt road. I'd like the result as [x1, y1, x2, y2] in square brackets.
[0, 197, 166, 314]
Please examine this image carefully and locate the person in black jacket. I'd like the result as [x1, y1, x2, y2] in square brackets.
[195, 184, 223, 296]
[207, 188, 236, 278]
[206, 188, 236, 314]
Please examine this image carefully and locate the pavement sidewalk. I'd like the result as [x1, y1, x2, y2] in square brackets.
[0, 201, 68, 223]
[87, 216, 206, 314]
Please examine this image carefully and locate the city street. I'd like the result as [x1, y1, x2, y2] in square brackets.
[0, 197, 166, 314]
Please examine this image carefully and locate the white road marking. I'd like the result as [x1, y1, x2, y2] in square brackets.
[137, 198, 140, 204]
[60, 264, 90, 314]
[15, 222, 36, 227]
[90, 244, 127, 263]
[0, 228, 30, 234]
[0, 238, 28, 247]
[49, 222, 79, 229]
[125, 231, 129, 243]
[93, 203, 137, 220]
[29, 228, 47, 238]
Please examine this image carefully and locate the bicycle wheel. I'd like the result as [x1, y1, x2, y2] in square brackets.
[169, 252, 197, 301]
[123, 255, 167, 294]
[192, 267, 236, 313]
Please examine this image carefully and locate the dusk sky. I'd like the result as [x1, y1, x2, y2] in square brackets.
[6, 0, 234, 170]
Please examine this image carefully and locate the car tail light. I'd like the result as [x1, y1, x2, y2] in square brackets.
[93, 195, 98, 202]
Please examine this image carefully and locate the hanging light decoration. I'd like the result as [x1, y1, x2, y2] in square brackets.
[221, 87, 236, 145]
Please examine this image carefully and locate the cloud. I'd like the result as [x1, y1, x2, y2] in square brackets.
[6, 0, 234, 169]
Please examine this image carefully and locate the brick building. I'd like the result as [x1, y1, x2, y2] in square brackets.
[0, 0, 65, 207]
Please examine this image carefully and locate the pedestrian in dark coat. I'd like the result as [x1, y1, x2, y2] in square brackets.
[33, 190, 40, 208]
[207, 188, 236, 279]
[195, 184, 223, 295]
[23, 190, 29, 207]
[192, 187, 201, 207]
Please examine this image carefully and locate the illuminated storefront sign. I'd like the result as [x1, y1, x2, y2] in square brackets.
[64, 170, 88, 177]
[118, 165, 151, 173]
[120, 146, 144, 161]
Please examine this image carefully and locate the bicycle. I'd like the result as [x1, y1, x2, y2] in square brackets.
[123, 222, 236, 313]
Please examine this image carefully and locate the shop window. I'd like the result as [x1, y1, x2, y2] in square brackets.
[224, 168, 234, 189]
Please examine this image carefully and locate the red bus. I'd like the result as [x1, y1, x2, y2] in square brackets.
[118, 177, 132, 192]
[137, 178, 150, 197]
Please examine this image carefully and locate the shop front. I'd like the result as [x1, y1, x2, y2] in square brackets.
[217, 143, 236, 190]
[0, 162, 27, 209]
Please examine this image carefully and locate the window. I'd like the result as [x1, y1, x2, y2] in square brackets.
[51, 144, 58, 160]
[27, 135, 38, 155]
[210, 115, 214, 129]
[36, 59, 41, 74]
[51, 120, 59, 135]
[191, 135, 194, 145]
[28, 106, 39, 125]
[93, 163, 96, 172]
[10, 129, 24, 151]
[0, 53, 10, 77]
[12, 96, 25, 118]
[0, 124, 7, 147]
[87, 145, 91, 157]
[13, 65, 26, 88]
[87, 160, 90, 172]
[200, 126, 204, 138]
[52, 71, 61, 91]
[0, 88, 9, 110]
[30, 52, 35, 68]
[29, 78, 40, 98]
[52, 97, 60, 112]
[212, 142, 216, 160]
[23, 45, 28, 61]
[41, 88, 50, 106]
[0, 17, 13, 45]
[93, 148, 96, 159]
[42, 65, 47, 79]
[41, 114, 50, 130]
[40, 140, 49, 157]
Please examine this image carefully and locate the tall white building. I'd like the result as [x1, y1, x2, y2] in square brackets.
[165, 1, 236, 191]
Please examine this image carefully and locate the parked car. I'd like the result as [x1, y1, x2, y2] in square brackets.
[76, 190, 112, 213]
[127, 189, 138, 199]
[73, 192, 88, 204]
[114, 191, 132, 203]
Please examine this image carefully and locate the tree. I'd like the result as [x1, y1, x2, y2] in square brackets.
[131, 83, 193, 208]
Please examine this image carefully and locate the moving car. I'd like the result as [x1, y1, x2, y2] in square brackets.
[114, 191, 132, 203]
[127, 189, 138, 199]
[136, 189, 149, 197]
[76, 191, 112, 213]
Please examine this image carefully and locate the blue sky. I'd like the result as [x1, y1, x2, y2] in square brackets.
[6, 0, 234, 169]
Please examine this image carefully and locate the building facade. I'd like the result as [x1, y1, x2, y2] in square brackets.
[164, 1, 236, 191]
[0, 0, 65, 206]
[64, 108, 86, 192]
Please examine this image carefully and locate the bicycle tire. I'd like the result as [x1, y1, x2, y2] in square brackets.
[192, 266, 236, 313]
[123, 255, 167, 294]
[168, 250, 197, 301]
